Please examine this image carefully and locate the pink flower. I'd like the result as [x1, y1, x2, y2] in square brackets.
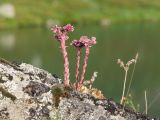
[51, 25, 61, 33]
[79, 36, 96, 47]
[63, 24, 74, 32]
[79, 36, 96, 89]
[71, 40, 85, 48]
[51, 24, 74, 42]
[71, 36, 96, 48]
[71, 36, 96, 90]
[71, 39, 85, 89]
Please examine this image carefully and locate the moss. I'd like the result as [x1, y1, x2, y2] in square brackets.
[0, 87, 16, 101]
[51, 85, 65, 108]
[51, 84, 73, 108]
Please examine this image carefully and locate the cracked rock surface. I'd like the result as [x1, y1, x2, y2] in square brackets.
[0, 58, 159, 120]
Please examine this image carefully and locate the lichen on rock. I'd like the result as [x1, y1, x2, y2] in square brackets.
[0, 58, 158, 120]
[0, 59, 60, 120]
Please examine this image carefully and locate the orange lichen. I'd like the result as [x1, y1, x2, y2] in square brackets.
[80, 85, 105, 99]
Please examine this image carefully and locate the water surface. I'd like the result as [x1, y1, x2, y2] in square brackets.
[0, 24, 160, 117]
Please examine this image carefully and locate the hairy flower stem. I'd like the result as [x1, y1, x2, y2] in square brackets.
[120, 70, 128, 104]
[60, 40, 70, 86]
[79, 47, 90, 88]
[52, 24, 74, 87]
[75, 48, 81, 89]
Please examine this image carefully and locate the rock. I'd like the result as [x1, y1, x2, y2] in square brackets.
[0, 3, 15, 18]
[0, 58, 158, 120]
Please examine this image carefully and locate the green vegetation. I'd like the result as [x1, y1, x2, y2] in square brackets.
[51, 85, 65, 108]
[51, 84, 72, 108]
[125, 94, 140, 112]
[1, 0, 160, 29]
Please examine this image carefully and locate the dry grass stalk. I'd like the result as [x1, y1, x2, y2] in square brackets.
[126, 53, 139, 98]
[89, 72, 98, 89]
[83, 72, 98, 89]
[145, 90, 148, 114]
[117, 54, 138, 104]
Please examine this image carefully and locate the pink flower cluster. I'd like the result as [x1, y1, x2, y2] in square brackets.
[51, 24, 74, 41]
[51, 24, 74, 86]
[51, 24, 96, 90]
[71, 36, 96, 89]
[71, 36, 96, 48]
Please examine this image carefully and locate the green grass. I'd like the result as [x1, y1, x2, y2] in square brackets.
[1, 0, 160, 29]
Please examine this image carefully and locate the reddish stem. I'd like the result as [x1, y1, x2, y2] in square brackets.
[79, 47, 90, 88]
[60, 40, 70, 86]
[75, 48, 81, 89]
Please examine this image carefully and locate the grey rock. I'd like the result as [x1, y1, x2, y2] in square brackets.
[0, 58, 157, 120]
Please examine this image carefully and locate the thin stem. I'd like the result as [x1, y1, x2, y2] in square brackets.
[145, 90, 148, 114]
[76, 48, 81, 89]
[126, 61, 137, 97]
[79, 47, 90, 87]
[60, 40, 70, 86]
[121, 70, 128, 104]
